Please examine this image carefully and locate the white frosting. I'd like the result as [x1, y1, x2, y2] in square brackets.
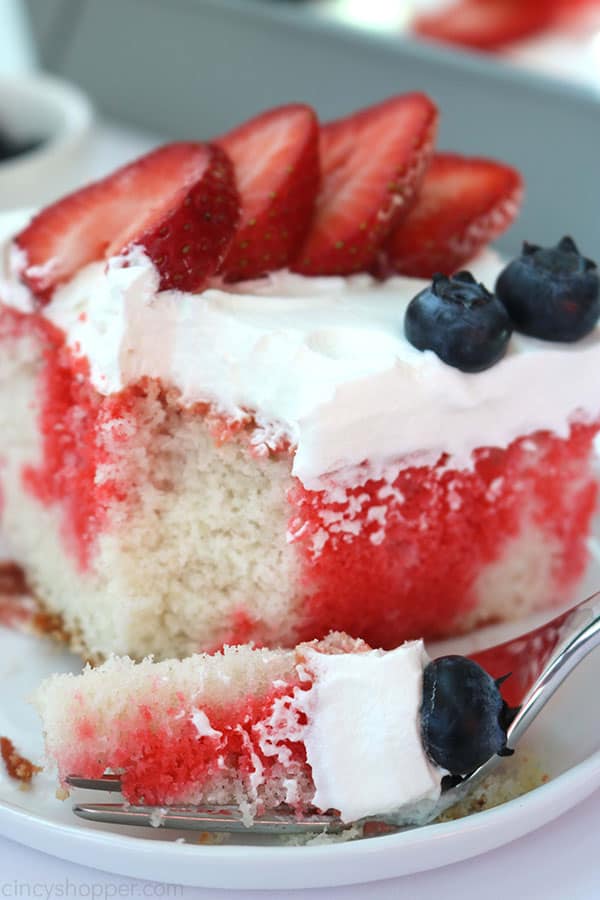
[297, 641, 443, 822]
[2, 209, 600, 488]
[190, 708, 222, 740]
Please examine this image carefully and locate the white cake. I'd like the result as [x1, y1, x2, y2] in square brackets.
[1, 96, 598, 662]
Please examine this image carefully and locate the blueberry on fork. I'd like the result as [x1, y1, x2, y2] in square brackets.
[420, 655, 518, 777]
[495, 237, 599, 342]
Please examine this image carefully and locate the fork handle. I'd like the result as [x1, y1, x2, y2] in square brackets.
[507, 592, 600, 747]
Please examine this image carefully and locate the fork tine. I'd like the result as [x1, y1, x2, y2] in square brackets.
[66, 774, 123, 792]
[68, 774, 347, 834]
[74, 803, 347, 834]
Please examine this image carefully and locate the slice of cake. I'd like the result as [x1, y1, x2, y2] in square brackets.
[33, 635, 515, 825]
[35, 636, 443, 824]
[1, 96, 599, 662]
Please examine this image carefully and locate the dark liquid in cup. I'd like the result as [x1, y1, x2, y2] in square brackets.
[0, 126, 44, 162]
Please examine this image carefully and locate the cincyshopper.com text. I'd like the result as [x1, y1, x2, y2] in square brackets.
[1, 881, 184, 899]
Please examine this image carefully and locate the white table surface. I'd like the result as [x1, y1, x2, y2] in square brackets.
[0, 116, 599, 897]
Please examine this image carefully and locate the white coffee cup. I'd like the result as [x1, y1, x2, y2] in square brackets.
[0, 74, 93, 210]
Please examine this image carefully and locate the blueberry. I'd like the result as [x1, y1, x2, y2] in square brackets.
[420, 656, 518, 777]
[495, 237, 599, 342]
[404, 271, 513, 373]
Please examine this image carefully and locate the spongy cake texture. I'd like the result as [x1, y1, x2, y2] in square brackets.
[1, 306, 598, 661]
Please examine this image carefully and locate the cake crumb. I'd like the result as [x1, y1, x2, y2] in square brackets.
[0, 736, 41, 785]
[437, 753, 548, 822]
[31, 608, 71, 643]
[0, 562, 36, 628]
[0, 561, 28, 596]
[362, 820, 397, 837]
[149, 808, 168, 828]
[195, 832, 228, 845]
[0, 562, 73, 644]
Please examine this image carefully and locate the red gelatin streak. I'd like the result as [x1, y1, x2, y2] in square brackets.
[59, 682, 311, 806]
[289, 422, 599, 648]
[0, 309, 140, 569]
[7, 312, 288, 571]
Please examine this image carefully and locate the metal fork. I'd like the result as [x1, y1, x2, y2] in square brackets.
[67, 591, 600, 836]
[67, 775, 348, 834]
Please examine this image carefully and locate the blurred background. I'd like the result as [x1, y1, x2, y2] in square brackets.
[10, 0, 600, 92]
[319, 0, 600, 87]
[1, 0, 600, 251]
[8, 0, 600, 124]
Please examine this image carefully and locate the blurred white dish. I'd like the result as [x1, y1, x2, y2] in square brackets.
[0, 74, 93, 210]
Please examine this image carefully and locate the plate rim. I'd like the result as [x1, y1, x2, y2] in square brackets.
[1, 745, 599, 889]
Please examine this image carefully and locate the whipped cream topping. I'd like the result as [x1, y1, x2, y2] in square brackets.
[297, 641, 443, 822]
[2, 210, 600, 488]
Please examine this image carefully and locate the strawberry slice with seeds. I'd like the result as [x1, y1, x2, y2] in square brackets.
[292, 93, 438, 276]
[384, 153, 523, 278]
[413, 0, 559, 52]
[15, 142, 239, 302]
[216, 104, 320, 281]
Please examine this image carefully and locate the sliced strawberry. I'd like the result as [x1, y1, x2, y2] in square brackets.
[216, 104, 320, 281]
[413, 0, 559, 52]
[384, 153, 523, 278]
[292, 93, 438, 277]
[15, 142, 239, 302]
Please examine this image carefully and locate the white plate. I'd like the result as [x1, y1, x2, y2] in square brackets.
[0, 536, 599, 890]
